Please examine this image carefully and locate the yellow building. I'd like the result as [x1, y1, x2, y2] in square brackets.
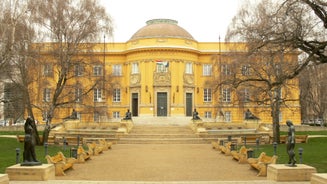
[32, 19, 301, 124]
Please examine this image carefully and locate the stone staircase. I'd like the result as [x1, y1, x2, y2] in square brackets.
[118, 124, 209, 144]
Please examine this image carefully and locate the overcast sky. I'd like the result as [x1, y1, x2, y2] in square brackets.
[100, 0, 243, 42]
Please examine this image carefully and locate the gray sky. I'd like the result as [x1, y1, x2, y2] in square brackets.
[100, 0, 242, 42]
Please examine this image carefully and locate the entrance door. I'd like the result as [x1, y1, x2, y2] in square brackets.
[186, 93, 193, 116]
[157, 92, 167, 116]
[132, 93, 138, 116]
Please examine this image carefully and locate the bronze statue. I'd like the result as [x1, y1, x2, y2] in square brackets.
[64, 109, 78, 120]
[21, 117, 42, 166]
[286, 120, 296, 167]
[244, 109, 259, 120]
[192, 108, 201, 120]
[123, 109, 132, 120]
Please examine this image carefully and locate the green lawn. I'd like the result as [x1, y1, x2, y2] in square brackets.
[0, 137, 77, 173]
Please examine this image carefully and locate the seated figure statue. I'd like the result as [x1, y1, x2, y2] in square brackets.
[192, 108, 201, 120]
[123, 109, 132, 120]
[63, 109, 78, 120]
[244, 109, 259, 120]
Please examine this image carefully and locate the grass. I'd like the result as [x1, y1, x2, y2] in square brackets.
[0, 137, 78, 173]
[245, 137, 327, 173]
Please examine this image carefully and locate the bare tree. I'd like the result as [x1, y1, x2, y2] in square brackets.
[0, 0, 43, 143]
[25, 0, 113, 142]
[225, 0, 303, 143]
[299, 63, 327, 123]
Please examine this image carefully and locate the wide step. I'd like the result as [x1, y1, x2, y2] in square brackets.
[118, 138, 208, 144]
[117, 124, 208, 144]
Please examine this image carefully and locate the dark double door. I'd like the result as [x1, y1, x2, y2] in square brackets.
[157, 92, 167, 116]
[186, 93, 193, 116]
[132, 93, 138, 116]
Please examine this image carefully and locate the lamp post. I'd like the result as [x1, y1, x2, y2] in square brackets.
[298, 147, 303, 164]
[15, 148, 20, 164]
[273, 142, 278, 155]
[44, 142, 48, 156]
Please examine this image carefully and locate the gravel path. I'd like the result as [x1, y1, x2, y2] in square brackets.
[56, 144, 266, 181]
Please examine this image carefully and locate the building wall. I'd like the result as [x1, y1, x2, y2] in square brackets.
[30, 38, 301, 124]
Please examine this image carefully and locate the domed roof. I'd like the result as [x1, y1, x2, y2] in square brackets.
[129, 19, 195, 41]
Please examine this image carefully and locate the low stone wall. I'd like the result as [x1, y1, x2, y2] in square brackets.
[63, 120, 121, 130]
[280, 125, 327, 132]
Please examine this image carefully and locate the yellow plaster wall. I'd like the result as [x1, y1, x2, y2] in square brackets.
[30, 37, 301, 124]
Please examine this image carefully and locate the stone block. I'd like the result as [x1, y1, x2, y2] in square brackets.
[311, 173, 327, 184]
[5, 164, 55, 181]
[0, 174, 9, 184]
[267, 164, 317, 181]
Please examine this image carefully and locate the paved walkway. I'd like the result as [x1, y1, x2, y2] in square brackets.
[10, 144, 310, 184]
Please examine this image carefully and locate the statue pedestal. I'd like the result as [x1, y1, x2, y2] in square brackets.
[0, 174, 9, 184]
[311, 173, 327, 184]
[190, 119, 204, 132]
[267, 164, 317, 181]
[6, 164, 55, 181]
[120, 119, 133, 133]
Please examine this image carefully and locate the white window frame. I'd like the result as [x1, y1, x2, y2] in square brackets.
[203, 64, 212, 76]
[75, 64, 83, 76]
[279, 112, 283, 122]
[131, 63, 139, 74]
[113, 64, 122, 76]
[43, 88, 51, 102]
[43, 64, 53, 77]
[93, 65, 103, 76]
[204, 111, 212, 118]
[113, 89, 121, 102]
[222, 88, 231, 102]
[75, 87, 82, 102]
[243, 88, 250, 102]
[224, 111, 232, 122]
[185, 63, 193, 74]
[241, 65, 250, 76]
[222, 64, 231, 75]
[113, 111, 120, 119]
[203, 88, 212, 102]
[94, 88, 102, 102]
[156, 63, 168, 73]
[94, 112, 100, 122]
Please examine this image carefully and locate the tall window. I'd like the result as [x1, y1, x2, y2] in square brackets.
[222, 88, 231, 102]
[94, 112, 100, 122]
[113, 111, 120, 119]
[75, 64, 83, 76]
[274, 88, 282, 99]
[222, 64, 231, 75]
[43, 88, 51, 102]
[93, 88, 102, 102]
[113, 64, 122, 76]
[224, 111, 232, 122]
[113, 89, 121, 102]
[203, 88, 212, 102]
[242, 88, 250, 102]
[43, 64, 53, 77]
[241, 65, 250, 75]
[279, 112, 283, 122]
[185, 63, 193, 74]
[204, 111, 212, 118]
[203, 64, 212, 76]
[75, 87, 82, 102]
[131, 63, 139, 74]
[93, 65, 103, 76]
[156, 62, 168, 72]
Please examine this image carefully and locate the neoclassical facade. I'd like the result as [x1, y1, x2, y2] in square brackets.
[31, 19, 301, 124]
